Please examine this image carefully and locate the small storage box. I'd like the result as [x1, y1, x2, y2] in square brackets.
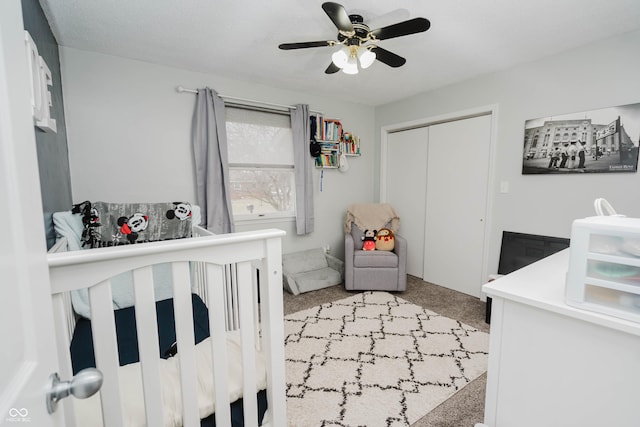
[566, 216, 640, 323]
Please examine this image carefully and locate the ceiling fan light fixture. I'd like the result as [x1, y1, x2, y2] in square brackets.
[331, 46, 349, 68]
[342, 56, 358, 74]
[278, 3, 430, 76]
[358, 48, 376, 69]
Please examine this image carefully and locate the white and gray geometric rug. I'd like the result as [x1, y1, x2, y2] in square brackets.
[285, 291, 489, 427]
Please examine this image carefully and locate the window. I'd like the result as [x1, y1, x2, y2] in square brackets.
[225, 106, 296, 220]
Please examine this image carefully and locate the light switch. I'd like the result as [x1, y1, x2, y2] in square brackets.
[500, 181, 509, 193]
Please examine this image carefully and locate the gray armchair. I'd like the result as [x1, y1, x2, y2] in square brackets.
[344, 204, 407, 291]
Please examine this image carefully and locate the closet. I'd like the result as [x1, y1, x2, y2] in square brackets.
[384, 113, 492, 297]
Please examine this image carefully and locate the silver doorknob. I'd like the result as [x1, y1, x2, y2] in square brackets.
[46, 368, 103, 414]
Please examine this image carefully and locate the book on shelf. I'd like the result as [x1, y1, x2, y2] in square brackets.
[320, 141, 339, 150]
[315, 152, 339, 168]
[340, 133, 360, 155]
[310, 114, 342, 142]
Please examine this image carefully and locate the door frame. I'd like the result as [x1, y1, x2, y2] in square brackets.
[380, 104, 499, 300]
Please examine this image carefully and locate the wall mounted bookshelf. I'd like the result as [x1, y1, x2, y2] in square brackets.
[311, 114, 360, 169]
[341, 132, 360, 156]
[315, 141, 340, 168]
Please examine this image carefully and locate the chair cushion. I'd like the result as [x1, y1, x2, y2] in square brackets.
[282, 248, 328, 275]
[354, 250, 398, 268]
[351, 227, 365, 250]
[353, 268, 400, 291]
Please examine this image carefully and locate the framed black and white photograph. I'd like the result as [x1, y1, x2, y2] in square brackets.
[522, 102, 640, 174]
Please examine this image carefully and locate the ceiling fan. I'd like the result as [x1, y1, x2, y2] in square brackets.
[278, 2, 430, 75]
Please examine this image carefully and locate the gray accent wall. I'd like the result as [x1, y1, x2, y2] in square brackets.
[21, 0, 72, 247]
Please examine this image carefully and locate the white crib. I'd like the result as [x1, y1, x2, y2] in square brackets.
[47, 227, 287, 427]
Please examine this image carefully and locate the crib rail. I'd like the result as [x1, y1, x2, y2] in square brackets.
[191, 225, 246, 331]
[47, 229, 286, 427]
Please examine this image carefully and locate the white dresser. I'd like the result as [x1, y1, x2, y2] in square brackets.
[482, 249, 640, 427]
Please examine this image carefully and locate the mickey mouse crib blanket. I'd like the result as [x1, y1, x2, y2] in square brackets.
[72, 201, 194, 248]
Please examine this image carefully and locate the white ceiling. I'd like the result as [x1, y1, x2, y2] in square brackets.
[39, 0, 640, 106]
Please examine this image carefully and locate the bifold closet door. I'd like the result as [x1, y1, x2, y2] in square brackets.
[423, 115, 491, 297]
[385, 126, 429, 278]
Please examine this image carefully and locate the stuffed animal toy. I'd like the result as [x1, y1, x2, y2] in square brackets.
[361, 229, 377, 251]
[375, 228, 395, 251]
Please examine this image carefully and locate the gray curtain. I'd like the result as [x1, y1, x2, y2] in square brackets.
[192, 88, 234, 233]
[291, 104, 314, 234]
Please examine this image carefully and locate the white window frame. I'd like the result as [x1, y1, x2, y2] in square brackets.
[225, 105, 296, 223]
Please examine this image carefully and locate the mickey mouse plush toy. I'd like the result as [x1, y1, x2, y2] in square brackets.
[361, 229, 377, 251]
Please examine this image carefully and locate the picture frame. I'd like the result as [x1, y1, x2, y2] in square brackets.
[522, 102, 640, 174]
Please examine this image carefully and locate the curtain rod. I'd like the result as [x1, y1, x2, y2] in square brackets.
[176, 86, 321, 114]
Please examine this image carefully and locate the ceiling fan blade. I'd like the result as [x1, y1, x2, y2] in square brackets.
[278, 41, 333, 50]
[322, 2, 354, 33]
[370, 17, 430, 40]
[370, 46, 406, 68]
[325, 62, 341, 74]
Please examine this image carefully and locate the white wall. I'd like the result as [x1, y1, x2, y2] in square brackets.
[60, 28, 640, 280]
[59, 47, 375, 258]
[374, 29, 640, 278]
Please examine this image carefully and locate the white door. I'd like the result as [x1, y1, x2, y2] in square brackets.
[423, 115, 491, 297]
[385, 127, 429, 277]
[0, 1, 65, 425]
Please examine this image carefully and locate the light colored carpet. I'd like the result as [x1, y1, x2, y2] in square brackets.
[284, 291, 489, 427]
